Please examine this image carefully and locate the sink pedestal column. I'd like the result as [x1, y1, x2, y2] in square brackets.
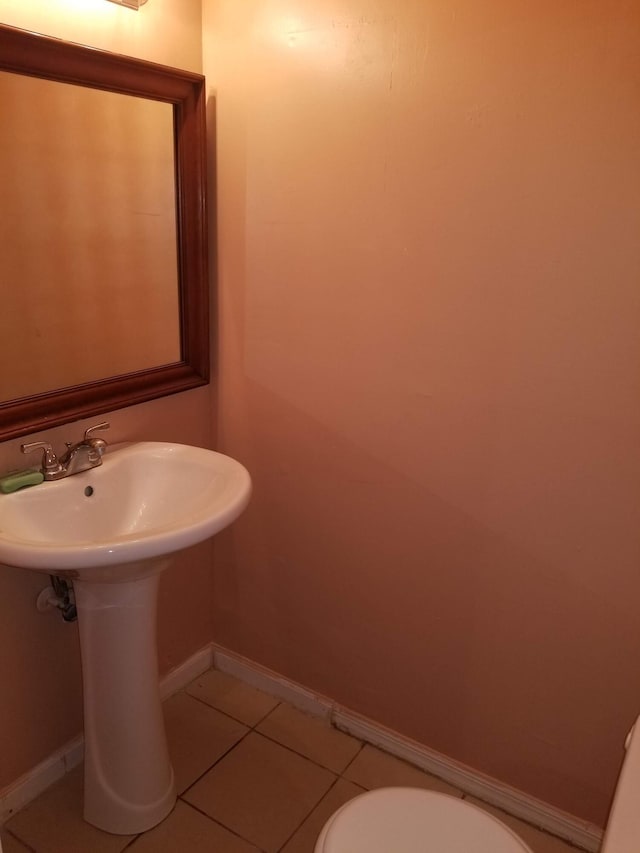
[74, 563, 176, 835]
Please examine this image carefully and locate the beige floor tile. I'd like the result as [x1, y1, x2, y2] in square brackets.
[1, 831, 32, 853]
[128, 799, 260, 853]
[465, 798, 582, 853]
[184, 731, 335, 853]
[282, 778, 366, 853]
[186, 669, 280, 726]
[164, 691, 248, 793]
[343, 744, 464, 797]
[5, 767, 133, 853]
[257, 704, 362, 774]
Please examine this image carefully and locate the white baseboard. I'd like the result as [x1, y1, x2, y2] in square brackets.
[212, 644, 603, 853]
[0, 641, 606, 853]
[334, 706, 603, 852]
[0, 643, 214, 824]
[0, 735, 84, 825]
[213, 646, 333, 719]
[159, 644, 214, 701]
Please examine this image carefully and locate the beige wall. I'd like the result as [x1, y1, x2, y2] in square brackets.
[0, 0, 213, 793]
[0, 0, 202, 72]
[205, 0, 640, 826]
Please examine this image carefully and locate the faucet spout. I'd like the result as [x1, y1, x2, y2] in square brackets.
[59, 439, 107, 476]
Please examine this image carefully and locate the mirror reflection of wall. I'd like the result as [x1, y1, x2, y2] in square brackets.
[0, 71, 181, 401]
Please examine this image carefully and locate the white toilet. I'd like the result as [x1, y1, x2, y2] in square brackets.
[316, 715, 640, 853]
[315, 787, 534, 852]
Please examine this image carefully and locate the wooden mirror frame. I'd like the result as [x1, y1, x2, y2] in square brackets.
[0, 25, 209, 442]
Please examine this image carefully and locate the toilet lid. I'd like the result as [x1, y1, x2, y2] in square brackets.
[317, 788, 533, 853]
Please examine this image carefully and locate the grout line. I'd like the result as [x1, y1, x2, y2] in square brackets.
[184, 704, 361, 786]
[177, 798, 268, 852]
[170, 680, 344, 853]
[3, 827, 38, 853]
[251, 701, 283, 730]
[275, 775, 342, 853]
[178, 672, 358, 778]
[180, 687, 263, 730]
[275, 771, 368, 852]
[178, 725, 254, 798]
[338, 741, 366, 776]
[181, 678, 283, 731]
[247, 729, 343, 778]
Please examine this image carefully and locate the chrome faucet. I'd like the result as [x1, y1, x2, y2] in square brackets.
[21, 422, 110, 481]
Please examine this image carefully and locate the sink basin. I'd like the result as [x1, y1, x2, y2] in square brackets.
[0, 441, 251, 577]
[0, 440, 251, 836]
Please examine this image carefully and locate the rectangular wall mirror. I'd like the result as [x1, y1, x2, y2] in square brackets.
[0, 25, 209, 442]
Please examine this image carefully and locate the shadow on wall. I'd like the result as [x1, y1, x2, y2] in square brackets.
[213, 379, 640, 827]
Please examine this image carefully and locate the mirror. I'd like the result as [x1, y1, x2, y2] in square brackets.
[0, 25, 209, 442]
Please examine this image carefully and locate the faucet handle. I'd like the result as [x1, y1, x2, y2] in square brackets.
[20, 441, 62, 475]
[84, 422, 110, 442]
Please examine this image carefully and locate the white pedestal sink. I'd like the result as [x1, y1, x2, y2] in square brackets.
[0, 442, 251, 834]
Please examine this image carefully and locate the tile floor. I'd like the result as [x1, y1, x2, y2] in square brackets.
[2, 669, 582, 853]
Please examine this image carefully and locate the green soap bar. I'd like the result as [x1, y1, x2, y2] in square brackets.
[0, 470, 45, 494]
